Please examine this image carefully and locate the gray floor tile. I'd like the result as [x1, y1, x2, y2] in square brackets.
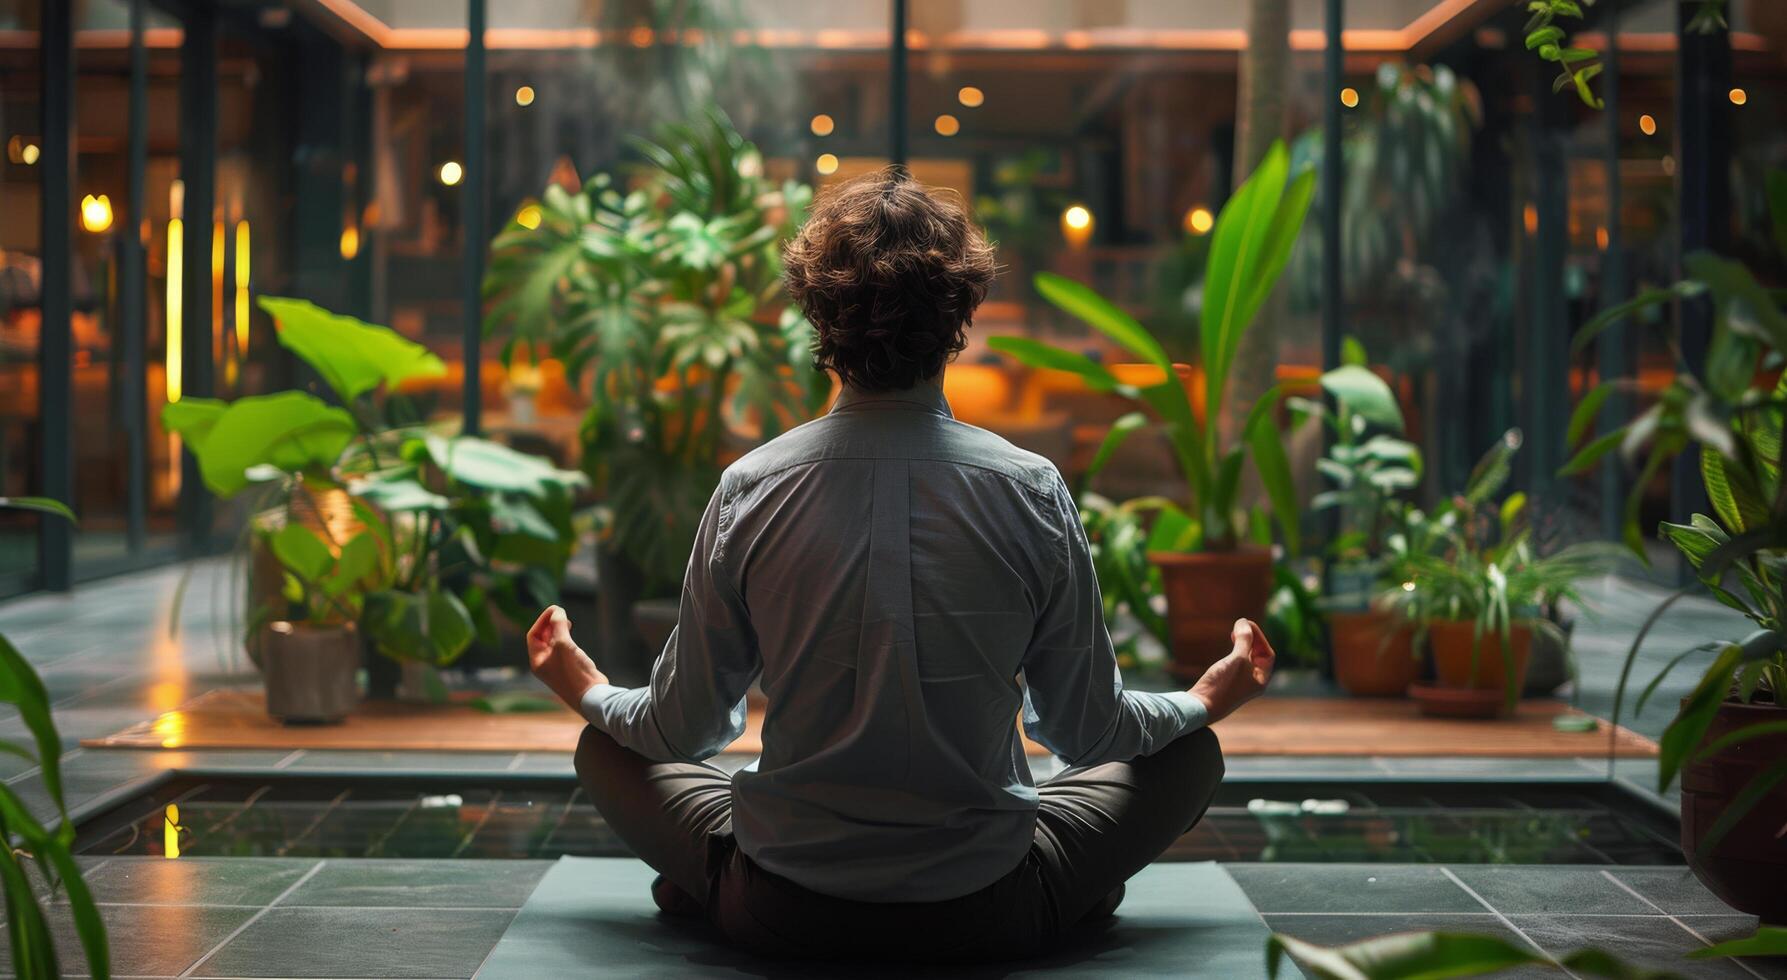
[1225, 756, 1386, 777]
[75, 857, 318, 907]
[508, 751, 576, 773]
[0, 902, 257, 978]
[1510, 914, 1758, 979]
[289, 750, 522, 771]
[1227, 864, 1482, 914]
[1610, 867, 1743, 915]
[189, 906, 516, 978]
[1373, 757, 1597, 779]
[1448, 866, 1656, 914]
[1262, 913, 1554, 980]
[279, 859, 551, 909]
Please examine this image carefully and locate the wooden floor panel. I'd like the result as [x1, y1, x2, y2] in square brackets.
[86, 689, 1657, 758]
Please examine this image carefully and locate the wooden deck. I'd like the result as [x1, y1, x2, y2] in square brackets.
[86, 689, 1658, 758]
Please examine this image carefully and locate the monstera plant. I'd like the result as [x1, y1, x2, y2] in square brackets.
[483, 108, 824, 678]
[990, 140, 1314, 679]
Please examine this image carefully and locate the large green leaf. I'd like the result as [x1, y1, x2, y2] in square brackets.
[986, 336, 1122, 392]
[1571, 283, 1704, 355]
[1033, 273, 1169, 370]
[163, 392, 356, 497]
[0, 635, 67, 819]
[1085, 413, 1148, 486]
[1267, 929, 1683, 980]
[1657, 644, 1744, 790]
[1700, 448, 1767, 533]
[423, 435, 588, 496]
[159, 397, 227, 444]
[267, 524, 334, 586]
[1267, 931, 1546, 979]
[0, 497, 75, 523]
[1202, 143, 1286, 428]
[1321, 364, 1404, 431]
[1690, 926, 1787, 960]
[1567, 381, 1615, 447]
[1244, 390, 1301, 557]
[260, 296, 446, 403]
[1684, 252, 1787, 355]
[364, 588, 477, 667]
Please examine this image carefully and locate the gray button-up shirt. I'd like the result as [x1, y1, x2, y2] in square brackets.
[581, 380, 1207, 903]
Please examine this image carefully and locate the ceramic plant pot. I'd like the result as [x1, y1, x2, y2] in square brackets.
[1680, 698, 1787, 923]
[1330, 609, 1417, 697]
[1150, 547, 1274, 681]
[1412, 620, 1531, 719]
[262, 621, 361, 724]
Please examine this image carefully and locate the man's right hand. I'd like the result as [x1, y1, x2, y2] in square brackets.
[527, 605, 608, 714]
[1189, 619, 1276, 724]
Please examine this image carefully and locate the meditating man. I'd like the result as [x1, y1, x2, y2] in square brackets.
[526, 167, 1276, 962]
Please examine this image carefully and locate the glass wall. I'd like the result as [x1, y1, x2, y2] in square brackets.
[0, 0, 41, 594]
[1, 0, 1783, 603]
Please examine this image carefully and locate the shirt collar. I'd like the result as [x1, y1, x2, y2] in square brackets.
[828, 377, 954, 419]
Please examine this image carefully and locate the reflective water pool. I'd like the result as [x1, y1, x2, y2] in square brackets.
[77, 776, 1684, 865]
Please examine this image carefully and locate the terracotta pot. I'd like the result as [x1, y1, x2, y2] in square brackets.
[1427, 619, 1531, 693]
[1680, 698, 1787, 923]
[262, 621, 361, 724]
[1330, 610, 1416, 697]
[1150, 547, 1273, 681]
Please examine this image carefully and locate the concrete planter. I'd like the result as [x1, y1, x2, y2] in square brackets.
[262, 621, 361, 724]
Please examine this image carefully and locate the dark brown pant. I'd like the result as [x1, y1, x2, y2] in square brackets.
[574, 725, 1224, 963]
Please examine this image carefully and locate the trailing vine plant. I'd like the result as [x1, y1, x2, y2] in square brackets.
[1527, 0, 1728, 109]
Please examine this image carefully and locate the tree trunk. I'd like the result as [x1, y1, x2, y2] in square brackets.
[1228, 0, 1292, 433]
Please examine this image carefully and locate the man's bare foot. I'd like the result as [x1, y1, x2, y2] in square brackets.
[1188, 619, 1276, 724]
[527, 605, 609, 712]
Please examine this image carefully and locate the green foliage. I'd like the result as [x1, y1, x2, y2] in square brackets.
[1287, 63, 1480, 318]
[1381, 431, 1615, 707]
[1524, 1, 1604, 109]
[1568, 169, 1787, 846]
[162, 393, 356, 497]
[162, 291, 581, 669]
[1268, 923, 1783, 977]
[0, 502, 108, 979]
[1690, 926, 1787, 959]
[265, 520, 384, 627]
[0, 497, 75, 522]
[349, 432, 587, 666]
[1298, 341, 1421, 605]
[483, 108, 821, 591]
[258, 297, 446, 404]
[993, 140, 1316, 556]
[1532, 2, 1726, 108]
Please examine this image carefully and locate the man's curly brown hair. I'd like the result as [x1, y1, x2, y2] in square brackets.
[783, 167, 997, 392]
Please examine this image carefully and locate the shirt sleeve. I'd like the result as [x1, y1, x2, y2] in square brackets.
[578, 480, 760, 763]
[1019, 476, 1208, 767]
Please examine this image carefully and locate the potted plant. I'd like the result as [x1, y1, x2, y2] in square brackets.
[257, 521, 382, 723]
[1295, 339, 1422, 695]
[483, 109, 825, 685]
[990, 140, 1314, 679]
[163, 297, 585, 699]
[1382, 431, 1611, 717]
[353, 431, 587, 696]
[1568, 174, 1787, 921]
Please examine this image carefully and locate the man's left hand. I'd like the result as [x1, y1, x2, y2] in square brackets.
[527, 605, 608, 712]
